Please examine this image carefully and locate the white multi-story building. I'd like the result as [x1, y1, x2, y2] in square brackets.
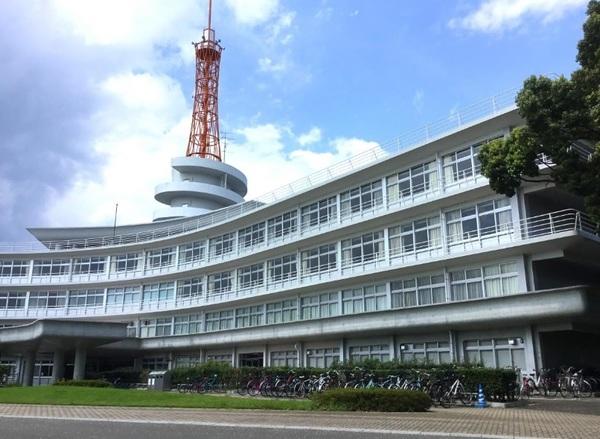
[1, 94, 599, 386]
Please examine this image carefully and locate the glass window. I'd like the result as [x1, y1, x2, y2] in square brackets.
[450, 261, 518, 301]
[28, 291, 67, 308]
[463, 337, 525, 369]
[446, 198, 513, 244]
[442, 138, 502, 186]
[208, 271, 233, 295]
[349, 344, 390, 363]
[391, 273, 446, 308]
[389, 215, 441, 258]
[301, 292, 339, 320]
[112, 253, 141, 273]
[0, 260, 29, 277]
[301, 243, 337, 276]
[267, 211, 297, 240]
[145, 247, 175, 269]
[238, 223, 265, 249]
[209, 232, 235, 258]
[340, 180, 383, 218]
[237, 263, 264, 290]
[142, 357, 169, 371]
[0, 292, 27, 309]
[177, 278, 203, 301]
[306, 347, 340, 368]
[32, 259, 70, 276]
[266, 299, 297, 324]
[68, 289, 104, 308]
[300, 196, 337, 230]
[267, 254, 297, 284]
[72, 257, 106, 275]
[205, 310, 234, 332]
[107, 286, 140, 306]
[179, 241, 205, 265]
[387, 160, 439, 205]
[341, 231, 384, 266]
[342, 284, 387, 314]
[235, 305, 263, 328]
[399, 340, 451, 364]
[271, 350, 298, 367]
[173, 314, 202, 335]
[142, 282, 174, 303]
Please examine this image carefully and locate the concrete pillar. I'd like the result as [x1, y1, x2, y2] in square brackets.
[448, 330, 459, 363]
[52, 350, 65, 383]
[21, 351, 35, 387]
[133, 357, 143, 371]
[296, 341, 304, 367]
[73, 347, 87, 380]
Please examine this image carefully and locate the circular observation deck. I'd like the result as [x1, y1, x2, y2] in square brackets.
[153, 156, 247, 222]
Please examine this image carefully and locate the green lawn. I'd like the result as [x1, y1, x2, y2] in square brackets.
[0, 386, 312, 410]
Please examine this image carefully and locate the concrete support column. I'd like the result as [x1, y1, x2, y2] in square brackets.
[296, 341, 304, 367]
[52, 350, 65, 383]
[73, 347, 87, 380]
[448, 330, 459, 363]
[21, 351, 36, 387]
[133, 357, 143, 371]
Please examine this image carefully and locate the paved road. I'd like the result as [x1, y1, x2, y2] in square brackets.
[522, 396, 600, 415]
[1, 401, 599, 439]
[0, 417, 473, 439]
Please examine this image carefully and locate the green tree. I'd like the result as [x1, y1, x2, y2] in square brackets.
[479, 1, 600, 220]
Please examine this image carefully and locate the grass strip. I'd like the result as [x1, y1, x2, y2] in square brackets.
[0, 386, 312, 410]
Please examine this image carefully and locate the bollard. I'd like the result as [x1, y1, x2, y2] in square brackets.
[475, 383, 488, 408]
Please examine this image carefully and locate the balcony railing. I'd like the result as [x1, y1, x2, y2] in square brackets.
[0, 89, 518, 253]
[0, 208, 596, 319]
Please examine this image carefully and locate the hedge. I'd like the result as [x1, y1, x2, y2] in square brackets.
[54, 379, 112, 388]
[310, 388, 432, 412]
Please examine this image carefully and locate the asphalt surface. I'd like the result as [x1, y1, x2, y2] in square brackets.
[521, 396, 600, 415]
[0, 417, 477, 439]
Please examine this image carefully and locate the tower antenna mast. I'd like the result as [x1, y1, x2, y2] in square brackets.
[186, 0, 223, 161]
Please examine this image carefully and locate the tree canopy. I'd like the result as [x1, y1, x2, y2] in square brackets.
[479, 0, 600, 220]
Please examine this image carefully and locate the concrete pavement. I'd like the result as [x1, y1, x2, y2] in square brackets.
[0, 401, 599, 439]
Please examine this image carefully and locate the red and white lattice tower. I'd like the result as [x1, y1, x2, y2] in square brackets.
[153, 0, 247, 221]
[186, 0, 223, 160]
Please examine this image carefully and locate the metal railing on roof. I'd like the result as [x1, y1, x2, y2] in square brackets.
[0, 89, 519, 253]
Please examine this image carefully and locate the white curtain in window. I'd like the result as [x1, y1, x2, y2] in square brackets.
[484, 278, 503, 297]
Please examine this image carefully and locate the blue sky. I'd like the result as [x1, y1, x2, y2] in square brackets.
[0, 0, 591, 241]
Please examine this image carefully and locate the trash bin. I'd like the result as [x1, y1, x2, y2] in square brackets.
[147, 370, 171, 391]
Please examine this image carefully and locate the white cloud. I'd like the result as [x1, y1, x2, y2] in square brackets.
[412, 89, 424, 113]
[44, 72, 189, 228]
[53, 0, 200, 46]
[224, 0, 279, 26]
[225, 124, 380, 200]
[297, 127, 322, 146]
[258, 57, 289, 73]
[449, 0, 587, 33]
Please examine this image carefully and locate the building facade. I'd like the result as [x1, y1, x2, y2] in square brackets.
[1, 104, 599, 385]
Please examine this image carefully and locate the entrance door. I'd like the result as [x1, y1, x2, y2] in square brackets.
[239, 352, 264, 367]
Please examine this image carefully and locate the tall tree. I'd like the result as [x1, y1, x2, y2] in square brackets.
[479, 1, 600, 220]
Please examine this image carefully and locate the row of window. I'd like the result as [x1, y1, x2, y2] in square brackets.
[1, 138, 500, 280]
[3, 199, 514, 296]
[125, 262, 519, 338]
[0, 256, 519, 314]
[166, 335, 524, 370]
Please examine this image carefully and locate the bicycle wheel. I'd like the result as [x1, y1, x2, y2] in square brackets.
[578, 380, 593, 398]
[456, 383, 472, 405]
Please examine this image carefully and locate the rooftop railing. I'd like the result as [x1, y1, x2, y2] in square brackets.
[0, 89, 518, 254]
